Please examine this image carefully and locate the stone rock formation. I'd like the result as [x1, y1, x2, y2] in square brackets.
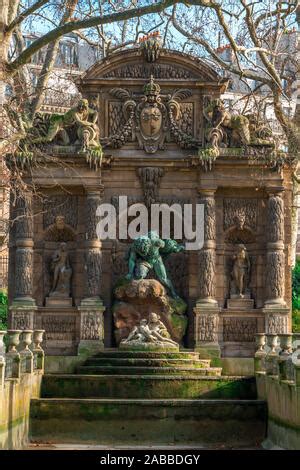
[113, 278, 187, 345]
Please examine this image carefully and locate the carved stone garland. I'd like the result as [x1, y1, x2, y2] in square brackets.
[138, 167, 164, 208]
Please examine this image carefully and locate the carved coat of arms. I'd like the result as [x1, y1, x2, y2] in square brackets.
[107, 76, 198, 153]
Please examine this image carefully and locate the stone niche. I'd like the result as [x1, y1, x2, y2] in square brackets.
[8, 44, 293, 357]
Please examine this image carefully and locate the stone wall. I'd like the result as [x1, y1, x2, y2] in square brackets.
[0, 330, 44, 449]
[255, 332, 300, 449]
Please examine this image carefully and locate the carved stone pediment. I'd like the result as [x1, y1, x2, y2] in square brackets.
[80, 48, 222, 82]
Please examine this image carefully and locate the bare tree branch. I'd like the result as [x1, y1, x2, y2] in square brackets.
[6, 0, 49, 33]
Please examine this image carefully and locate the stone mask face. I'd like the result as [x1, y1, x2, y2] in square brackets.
[55, 216, 65, 230]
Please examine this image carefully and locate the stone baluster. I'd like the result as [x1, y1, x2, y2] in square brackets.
[264, 189, 289, 334]
[291, 333, 300, 385]
[254, 333, 266, 373]
[265, 334, 279, 376]
[194, 188, 220, 358]
[79, 186, 105, 355]
[278, 334, 293, 381]
[19, 330, 33, 373]
[6, 330, 21, 378]
[10, 191, 36, 330]
[32, 330, 45, 371]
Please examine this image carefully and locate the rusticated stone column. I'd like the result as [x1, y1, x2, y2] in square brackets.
[10, 191, 36, 330]
[194, 188, 220, 358]
[197, 189, 217, 306]
[264, 188, 289, 334]
[78, 186, 105, 354]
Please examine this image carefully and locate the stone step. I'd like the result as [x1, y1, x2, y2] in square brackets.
[41, 374, 257, 400]
[84, 357, 211, 368]
[30, 398, 267, 447]
[77, 366, 222, 376]
[93, 350, 201, 360]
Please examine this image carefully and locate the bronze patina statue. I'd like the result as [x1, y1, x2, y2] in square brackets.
[125, 231, 184, 299]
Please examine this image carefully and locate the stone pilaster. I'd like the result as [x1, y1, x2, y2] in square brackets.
[194, 188, 220, 358]
[10, 192, 37, 329]
[78, 186, 105, 354]
[264, 188, 289, 333]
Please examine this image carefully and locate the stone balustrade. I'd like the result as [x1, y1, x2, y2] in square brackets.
[254, 332, 300, 449]
[0, 329, 45, 449]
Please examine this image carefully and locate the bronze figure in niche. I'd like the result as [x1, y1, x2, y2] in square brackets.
[50, 242, 72, 297]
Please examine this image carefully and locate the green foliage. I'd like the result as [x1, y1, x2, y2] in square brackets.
[292, 260, 300, 332]
[0, 290, 8, 331]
